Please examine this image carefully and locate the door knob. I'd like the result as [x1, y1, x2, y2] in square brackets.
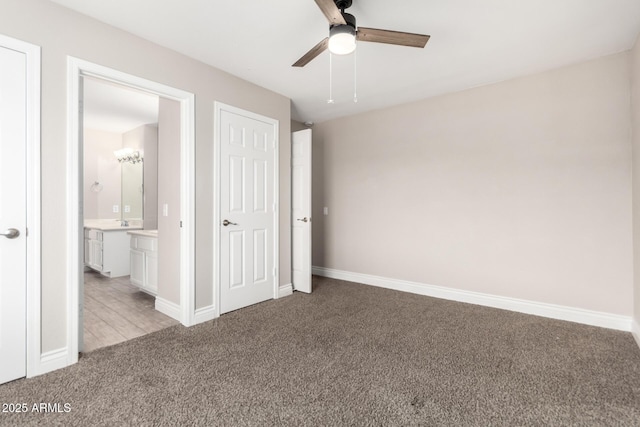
[222, 219, 238, 227]
[296, 217, 310, 223]
[0, 228, 19, 239]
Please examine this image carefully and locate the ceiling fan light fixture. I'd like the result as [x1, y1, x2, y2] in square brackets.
[328, 24, 356, 55]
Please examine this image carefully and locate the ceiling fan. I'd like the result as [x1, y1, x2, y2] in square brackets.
[293, 0, 430, 67]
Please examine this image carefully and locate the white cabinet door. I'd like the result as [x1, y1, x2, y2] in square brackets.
[101, 231, 131, 277]
[84, 238, 91, 266]
[129, 235, 157, 295]
[145, 252, 158, 295]
[91, 240, 103, 270]
[130, 249, 144, 287]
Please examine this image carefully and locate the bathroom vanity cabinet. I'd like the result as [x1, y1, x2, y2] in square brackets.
[128, 231, 158, 296]
[84, 227, 133, 278]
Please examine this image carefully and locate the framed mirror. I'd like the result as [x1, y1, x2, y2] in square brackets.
[121, 159, 143, 220]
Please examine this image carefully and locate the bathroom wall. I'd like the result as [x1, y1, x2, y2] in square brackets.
[83, 128, 122, 220]
[85, 123, 157, 223]
[122, 125, 144, 151]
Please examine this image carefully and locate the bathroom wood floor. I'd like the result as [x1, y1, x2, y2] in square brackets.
[83, 271, 179, 353]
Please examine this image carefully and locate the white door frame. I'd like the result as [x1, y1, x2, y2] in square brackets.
[66, 58, 196, 366]
[0, 34, 41, 378]
[213, 102, 280, 317]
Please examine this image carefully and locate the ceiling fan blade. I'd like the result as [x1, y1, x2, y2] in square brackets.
[293, 38, 329, 67]
[314, 0, 347, 26]
[356, 27, 430, 48]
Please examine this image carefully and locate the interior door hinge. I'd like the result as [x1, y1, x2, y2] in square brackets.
[180, 221, 183, 228]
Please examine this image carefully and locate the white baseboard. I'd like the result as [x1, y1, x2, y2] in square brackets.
[30, 347, 70, 377]
[278, 283, 293, 298]
[194, 305, 217, 324]
[155, 297, 181, 321]
[632, 319, 640, 350]
[312, 266, 632, 332]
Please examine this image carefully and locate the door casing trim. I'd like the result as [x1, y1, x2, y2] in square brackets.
[66, 57, 196, 368]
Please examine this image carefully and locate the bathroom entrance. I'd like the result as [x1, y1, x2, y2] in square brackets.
[81, 77, 178, 352]
[67, 58, 196, 359]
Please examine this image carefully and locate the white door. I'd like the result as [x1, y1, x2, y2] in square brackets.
[219, 106, 278, 314]
[291, 129, 312, 293]
[0, 44, 27, 384]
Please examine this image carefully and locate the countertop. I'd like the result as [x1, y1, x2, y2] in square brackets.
[127, 229, 158, 238]
[84, 219, 143, 232]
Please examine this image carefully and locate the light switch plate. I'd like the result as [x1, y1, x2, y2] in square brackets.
[323, 207, 329, 215]
[113, 205, 119, 213]
[163, 204, 169, 217]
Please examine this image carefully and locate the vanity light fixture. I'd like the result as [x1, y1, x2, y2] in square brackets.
[114, 148, 143, 164]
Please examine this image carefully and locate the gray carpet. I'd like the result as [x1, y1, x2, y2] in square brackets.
[1, 276, 639, 426]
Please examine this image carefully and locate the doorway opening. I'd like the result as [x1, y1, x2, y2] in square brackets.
[67, 58, 195, 363]
[81, 77, 179, 352]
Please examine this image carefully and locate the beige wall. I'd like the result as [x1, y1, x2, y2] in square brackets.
[0, 0, 291, 353]
[143, 125, 159, 230]
[632, 34, 640, 323]
[313, 52, 633, 316]
[291, 120, 308, 133]
[157, 98, 181, 305]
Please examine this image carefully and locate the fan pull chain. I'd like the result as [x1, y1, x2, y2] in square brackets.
[328, 52, 334, 104]
[353, 47, 358, 103]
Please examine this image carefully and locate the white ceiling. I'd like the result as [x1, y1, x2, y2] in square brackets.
[83, 77, 158, 134]
[53, 0, 640, 124]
